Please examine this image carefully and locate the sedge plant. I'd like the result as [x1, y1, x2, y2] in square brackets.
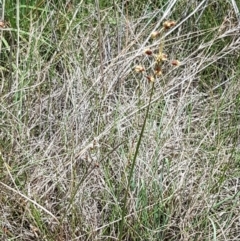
[118, 19, 180, 240]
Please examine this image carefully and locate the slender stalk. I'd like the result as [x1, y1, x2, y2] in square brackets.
[118, 80, 155, 240]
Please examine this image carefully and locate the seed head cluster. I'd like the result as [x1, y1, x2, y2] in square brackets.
[134, 20, 180, 82]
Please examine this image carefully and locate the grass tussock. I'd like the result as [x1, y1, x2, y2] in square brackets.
[0, 0, 240, 240]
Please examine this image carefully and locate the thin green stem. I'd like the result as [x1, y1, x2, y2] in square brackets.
[118, 80, 155, 240]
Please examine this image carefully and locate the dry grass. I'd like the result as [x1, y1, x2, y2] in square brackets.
[1, 0, 240, 240]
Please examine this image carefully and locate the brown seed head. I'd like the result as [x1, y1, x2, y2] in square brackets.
[154, 65, 162, 76]
[156, 53, 168, 63]
[144, 48, 153, 56]
[151, 31, 160, 39]
[146, 75, 155, 83]
[163, 20, 176, 30]
[134, 65, 145, 73]
[171, 60, 181, 66]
